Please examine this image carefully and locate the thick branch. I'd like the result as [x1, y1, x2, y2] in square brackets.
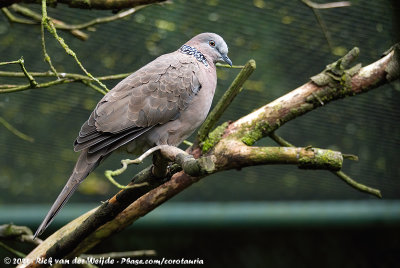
[225, 46, 399, 145]
[213, 139, 342, 171]
[21, 167, 164, 268]
[20, 46, 398, 267]
[21, 145, 344, 266]
[61, 146, 342, 259]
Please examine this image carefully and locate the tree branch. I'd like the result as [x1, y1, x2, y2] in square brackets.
[225, 46, 399, 146]
[0, 224, 42, 248]
[0, 69, 133, 95]
[0, 78, 70, 94]
[0, 116, 35, 142]
[4, 3, 154, 41]
[269, 132, 382, 198]
[195, 59, 256, 145]
[212, 139, 343, 171]
[19, 46, 399, 267]
[301, 0, 351, 53]
[0, 241, 26, 258]
[5, 4, 88, 40]
[0, 57, 38, 87]
[40, 0, 109, 91]
[1, 6, 36, 25]
[50, 6, 149, 31]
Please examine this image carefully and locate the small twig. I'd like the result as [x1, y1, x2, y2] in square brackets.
[0, 84, 19, 89]
[0, 69, 132, 94]
[0, 78, 69, 94]
[0, 58, 38, 87]
[0, 59, 20, 66]
[104, 154, 156, 188]
[0, 116, 34, 142]
[216, 63, 245, 69]
[41, 9, 59, 78]
[0, 241, 26, 258]
[105, 160, 149, 189]
[81, 80, 107, 95]
[10, 3, 151, 32]
[104, 145, 190, 187]
[342, 153, 359, 161]
[196, 59, 256, 143]
[10, 4, 87, 40]
[18, 57, 37, 87]
[41, 0, 109, 92]
[1, 7, 36, 24]
[269, 132, 382, 198]
[311, 7, 333, 51]
[269, 132, 294, 147]
[300, 0, 350, 53]
[0, 70, 132, 81]
[5, 2, 163, 41]
[55, 6, 148, 31]
[334, 170, 382, 198]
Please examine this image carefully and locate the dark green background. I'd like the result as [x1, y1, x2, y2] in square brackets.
[0, 0, 399, 267]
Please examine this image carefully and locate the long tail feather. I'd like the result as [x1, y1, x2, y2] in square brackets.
[34, 149, 102, 238]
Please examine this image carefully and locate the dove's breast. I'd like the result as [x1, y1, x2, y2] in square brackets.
[125, 61, 217, 154]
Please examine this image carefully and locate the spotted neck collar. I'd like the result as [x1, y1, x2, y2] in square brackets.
[180, 44, 208, 66]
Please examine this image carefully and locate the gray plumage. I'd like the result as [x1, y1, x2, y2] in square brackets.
[34, 33, 232, 238]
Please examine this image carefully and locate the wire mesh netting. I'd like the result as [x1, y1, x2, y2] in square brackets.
[0, 0, 399, 205]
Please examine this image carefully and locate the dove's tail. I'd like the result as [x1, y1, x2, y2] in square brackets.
[34, 149, 103, 238]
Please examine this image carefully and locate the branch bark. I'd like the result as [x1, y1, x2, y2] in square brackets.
[19, 44, 399, 268]
[222, 46, 398, 147]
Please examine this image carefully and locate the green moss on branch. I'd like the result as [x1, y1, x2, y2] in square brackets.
[202, 122, 229, 152]
[196, 59, 256, 143]
[298, 148, 342, 171]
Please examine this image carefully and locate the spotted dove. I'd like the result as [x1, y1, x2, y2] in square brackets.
[34, 32, 232, 238]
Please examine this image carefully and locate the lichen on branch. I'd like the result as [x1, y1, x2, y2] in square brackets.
[16, 43, 399, 268]
[225, 46, 397, 145]
[213, 139, 343, 171]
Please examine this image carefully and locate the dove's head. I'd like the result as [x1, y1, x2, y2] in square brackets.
[186, 32, 232, 67]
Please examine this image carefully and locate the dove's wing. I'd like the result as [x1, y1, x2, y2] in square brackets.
[74, 52, 201, 154]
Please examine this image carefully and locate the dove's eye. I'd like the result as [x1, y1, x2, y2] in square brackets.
[209, 40, 216, 47]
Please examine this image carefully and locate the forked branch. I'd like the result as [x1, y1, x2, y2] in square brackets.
[17, 45, 400, 268]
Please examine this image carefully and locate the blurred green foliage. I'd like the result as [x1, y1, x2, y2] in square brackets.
[0, 0, 399, 205]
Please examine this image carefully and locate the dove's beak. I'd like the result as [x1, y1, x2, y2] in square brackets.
[222, 54, 232, 67]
